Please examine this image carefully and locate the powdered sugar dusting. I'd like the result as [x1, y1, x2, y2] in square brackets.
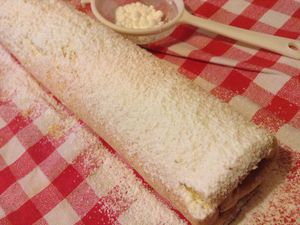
[232, 147, 300, 225]
[84, 149, 188, 225]
[1, 1, 299, 224]
[0, 44, 187, 225]
[0, 3, 276, 222]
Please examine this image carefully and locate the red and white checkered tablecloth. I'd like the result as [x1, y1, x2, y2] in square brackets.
[1, 0, 300, 225]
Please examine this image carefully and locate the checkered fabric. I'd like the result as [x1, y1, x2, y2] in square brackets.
[1, 0, 300, 225]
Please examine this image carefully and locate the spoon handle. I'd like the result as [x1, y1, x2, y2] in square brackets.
[180, 10, 300, 59]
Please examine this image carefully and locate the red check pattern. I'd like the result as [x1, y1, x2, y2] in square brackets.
[1, 0, 300, 224]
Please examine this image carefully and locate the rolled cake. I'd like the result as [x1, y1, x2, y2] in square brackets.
[0, 0, 277, 224]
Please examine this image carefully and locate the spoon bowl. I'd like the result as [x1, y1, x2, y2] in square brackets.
[85, 0, 183, 44]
